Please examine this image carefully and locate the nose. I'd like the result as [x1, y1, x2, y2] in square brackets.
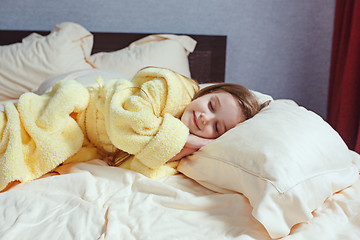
[200, 112, 214, 125]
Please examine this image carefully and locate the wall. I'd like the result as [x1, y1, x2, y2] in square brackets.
[0, 0, 335, 119]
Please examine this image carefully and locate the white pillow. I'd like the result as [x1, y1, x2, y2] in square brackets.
[0, 22, 94, 101]
[178, 100, 360, 239]
[89, 34, 196, 80]
[33, 69, 127, 95]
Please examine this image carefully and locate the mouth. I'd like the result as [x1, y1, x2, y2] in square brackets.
[193, 111, 200, 130]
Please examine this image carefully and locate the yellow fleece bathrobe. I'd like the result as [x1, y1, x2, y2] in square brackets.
[0, 67, 198, 191]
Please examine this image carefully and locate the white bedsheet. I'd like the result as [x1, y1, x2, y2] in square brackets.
[0, 160, 359, 240]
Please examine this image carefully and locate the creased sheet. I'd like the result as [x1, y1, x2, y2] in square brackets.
[0, 160, 359, 240]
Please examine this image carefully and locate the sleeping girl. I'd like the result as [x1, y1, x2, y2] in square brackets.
[0, 67, 268, 191]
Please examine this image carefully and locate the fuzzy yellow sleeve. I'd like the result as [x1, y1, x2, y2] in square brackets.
[135, 113, 189, 169]
[104, 76, 192, 170]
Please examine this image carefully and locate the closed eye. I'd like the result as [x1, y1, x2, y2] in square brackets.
[214, 122, 219, 133]
[208, 101, 215, 112]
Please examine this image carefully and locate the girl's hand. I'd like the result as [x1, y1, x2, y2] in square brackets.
[167, 147, 197, 162]
[184, 134, 215, 149]
[167, 134, 215, 163]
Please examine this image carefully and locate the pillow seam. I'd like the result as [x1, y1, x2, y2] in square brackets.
[193, 151, 356, 194]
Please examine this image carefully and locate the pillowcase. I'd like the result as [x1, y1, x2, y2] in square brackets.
[0, 22, 94, 101]
[89, 34, 196, 80]
[178, 100, 360, 239]
[33, 69, 126, 95]
[0, 69, 125, 112]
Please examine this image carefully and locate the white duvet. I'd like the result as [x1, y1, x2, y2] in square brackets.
[0, 160, 359, 240]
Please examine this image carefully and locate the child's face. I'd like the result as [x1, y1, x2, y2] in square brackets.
[181, 91, 246, 139]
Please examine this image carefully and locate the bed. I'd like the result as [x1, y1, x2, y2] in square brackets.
[0, 22, 360, 240]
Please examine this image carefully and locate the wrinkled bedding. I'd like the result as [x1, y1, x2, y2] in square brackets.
[0, 160, 359, 240]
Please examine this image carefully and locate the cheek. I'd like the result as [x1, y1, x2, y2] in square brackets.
[198, 126, 216, 139]
[181, 110, 191, 128]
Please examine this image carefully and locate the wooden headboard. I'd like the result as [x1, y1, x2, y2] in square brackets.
[0, 30, 227, 83]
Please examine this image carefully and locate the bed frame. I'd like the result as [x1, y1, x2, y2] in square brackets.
[0, 30, 227, 83]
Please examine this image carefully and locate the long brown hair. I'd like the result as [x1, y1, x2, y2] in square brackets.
[193, 83, 270, 120]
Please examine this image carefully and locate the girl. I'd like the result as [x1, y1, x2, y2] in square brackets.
[0, 67, 267, 191]
[169, 82, 269, 162]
